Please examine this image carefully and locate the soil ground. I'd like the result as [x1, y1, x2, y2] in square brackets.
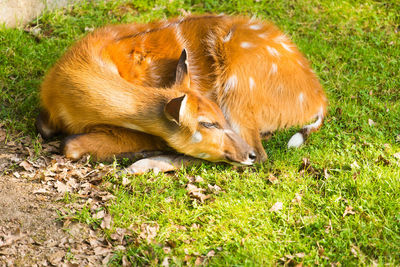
[0, 128, 117, 266]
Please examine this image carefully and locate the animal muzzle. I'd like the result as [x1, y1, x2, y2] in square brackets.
[223, 130, 257, 165]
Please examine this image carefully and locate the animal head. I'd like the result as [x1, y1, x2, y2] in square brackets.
[163, 49, 256, 165]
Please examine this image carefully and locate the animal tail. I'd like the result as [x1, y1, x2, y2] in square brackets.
[287, 111, 325, 148]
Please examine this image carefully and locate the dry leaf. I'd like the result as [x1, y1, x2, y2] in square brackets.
[393, 152, 400, 159]
[350, 161, 360, 169]
[100, 213, 112, 229]
[47, 250, 65, 265]
[206, 250, 215, 257]
[163, 246, 171, 254]
[19, 160, 35, 172]
[139, 223, 159, 243]
[194, 256, 206, 266]
[343, 206, 356, 217]
[368, 119, 376, 126]
[161, 257, 170, 267]
[54, 180, 69, 193]
[13, 172, 20, 178]
[0, 128, 6, 142]
[292, 193, 302, 203]
[122, 177, 130, 186]
[194, 175, 204, 183]
[267, 174, 279, 183]
[187, 183, 210, 203]
[93, 246, 112, 256]
[93, 210, 105, 220]
[270, 201, 283, 212]
[208, 184, 222, 193]
[295, 252, 305, 258]
[0, 229, 26, 248]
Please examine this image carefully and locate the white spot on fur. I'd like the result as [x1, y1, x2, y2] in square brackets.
[241, 42, 253, 48]
[274, 35, 289, 43]
[281, 42, 293, 52]
[288, 133, 304, 148]
[192, 131, 203, 143]
[258, 33, 269, 39]
[224, 75, 238, 94]
[223, 30, 233, 42]
[266, 46, 280, 57]
[270, 63, 278, 75]
[249, 77, 255, 90]
[249, 24, 262, 30]
[178, 95, 188, 122]
[298, 92, 304, 104]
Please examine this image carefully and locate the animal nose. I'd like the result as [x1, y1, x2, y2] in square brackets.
[248, 151, 257, 162]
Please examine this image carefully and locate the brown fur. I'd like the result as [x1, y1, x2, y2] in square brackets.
[38, 14, 327, 164]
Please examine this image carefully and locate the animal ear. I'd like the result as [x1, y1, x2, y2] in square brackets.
[164, 94, 187, 125]
[175, 49, 190, 87]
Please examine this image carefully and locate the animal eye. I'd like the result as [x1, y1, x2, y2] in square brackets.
[200, 121, 219, 129]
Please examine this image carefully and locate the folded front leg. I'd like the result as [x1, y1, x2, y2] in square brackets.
[62, 125, 168, 161]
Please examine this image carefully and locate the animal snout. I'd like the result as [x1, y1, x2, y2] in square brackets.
[240, 150, 257, 165]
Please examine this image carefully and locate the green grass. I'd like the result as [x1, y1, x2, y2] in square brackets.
[1, 0, 400, 265]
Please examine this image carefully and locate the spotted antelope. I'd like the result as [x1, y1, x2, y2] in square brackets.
[37, 14, 327, 173]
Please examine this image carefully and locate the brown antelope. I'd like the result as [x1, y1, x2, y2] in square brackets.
[37, 14, 327, 174]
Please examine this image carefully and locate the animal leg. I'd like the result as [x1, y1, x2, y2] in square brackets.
[62, 125, 168, 161]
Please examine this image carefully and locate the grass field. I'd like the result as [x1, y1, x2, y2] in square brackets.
[1, 0, 399, 265]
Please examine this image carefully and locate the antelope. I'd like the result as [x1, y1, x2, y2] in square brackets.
[37, 14, 327, 174]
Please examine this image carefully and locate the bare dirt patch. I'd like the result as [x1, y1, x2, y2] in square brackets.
[0, 125, 119, 266]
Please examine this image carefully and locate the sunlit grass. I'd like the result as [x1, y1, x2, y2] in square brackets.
[1, 0, 399, 265]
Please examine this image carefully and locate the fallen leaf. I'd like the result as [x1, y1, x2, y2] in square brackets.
[158, 246, 170, 257]
[393, 152, 400, 159]
[122, 177, 130, 186]
[47, 250, 65, 265]
[162, 257, 170, 267]
[208, 184, 222, 193]
[207, 250, 215, 257]
[292, 193, 302, 203]
[100, 213, 112, 229]
[93, 210, 105, 220]
[139, 222, 159, 243]
[187, 183, 205, 194]
[0, 128, 6, 142]
[267, 174, 279, 184]
[94, 246, 112, 256]
[295, 252, 305, 258]
[194, 256, 206, 266]
[54, 180, 69, 193]
[194, 175, 204, 183]
[19, 160, 35, 172]
[187, 183, 210, 203]
[368, 119, 376, 126]
[350, 161, 360, 169]
[33, 188, 50, 194]
[0, 228, 26, 248]
[270, 201, 283, 212]
[13, 172, 20, 178]
[343, 206, 356, 217]
[351, 246, 358, 257]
